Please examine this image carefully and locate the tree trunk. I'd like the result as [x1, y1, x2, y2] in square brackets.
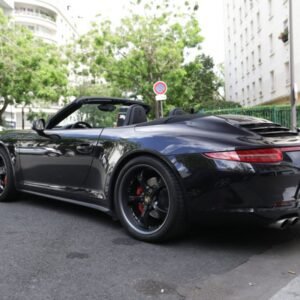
[0, 99, 9, 126]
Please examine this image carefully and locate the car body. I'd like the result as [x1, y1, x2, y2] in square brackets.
[0, 96, 300, 241]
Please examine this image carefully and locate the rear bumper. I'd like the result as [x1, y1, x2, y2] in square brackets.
[189, 205, 300, 226]
[169, 153, 300, 223]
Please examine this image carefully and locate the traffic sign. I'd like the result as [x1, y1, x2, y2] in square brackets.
[155, 94, 167, 101]
[153, 81, 168, 95]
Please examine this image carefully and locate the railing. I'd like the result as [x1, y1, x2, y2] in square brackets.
[14, 9, 56, 23]
[204, 105, 300, 129]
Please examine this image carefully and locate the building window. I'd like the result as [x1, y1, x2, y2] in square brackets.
[259, 77, 263, 97]
[269, 34, 274, 55]
[250, 20, 254, 39]
[251, 51, 255, 70]
[245, 28, 248, 45]
[252, 82, 256, 100]
[279, 19, 289, 43]
[233, 18, 237, 33]
[234, 67, 238, 83]
[240, 35, 244, 52]
[257, 12, 261, 31]
[246, 56, 249, 73]
[241, 61, 244, 77]
[270, 71, 275, 92]
[257, 45, 262, 64]
[247, 85, 250, 101]
[268, 0, 273, 18]
[239, 7, 242, 23]
[285, 62, 290, 85]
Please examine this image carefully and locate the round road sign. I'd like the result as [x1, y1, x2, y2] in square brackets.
[153, 81, 168, 95]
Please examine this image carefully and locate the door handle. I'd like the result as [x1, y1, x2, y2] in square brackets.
[76, 143, 94, 154]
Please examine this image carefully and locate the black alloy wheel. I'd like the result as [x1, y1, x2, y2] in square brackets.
[114, 156, 186, 242]
[0, 155, 7, 195]
[0, 147, 17, 202]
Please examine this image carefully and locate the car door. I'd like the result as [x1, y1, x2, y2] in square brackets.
[17, 128, 103, 200]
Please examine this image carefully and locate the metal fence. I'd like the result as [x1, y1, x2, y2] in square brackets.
[204, 106, 300, 128]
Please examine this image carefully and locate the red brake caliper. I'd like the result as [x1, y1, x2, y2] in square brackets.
[1, 175, 7, 188]
[136, 186, 144, 214]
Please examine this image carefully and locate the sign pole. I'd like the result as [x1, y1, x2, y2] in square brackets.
[160, 100, 164, 118]
[289, 0, 297, 131]
[153, 81, 168, 118]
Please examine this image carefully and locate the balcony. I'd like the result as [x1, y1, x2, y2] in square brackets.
[14, 16, 57, 34]
[14, 8, 57, 31]
[15, 8, 56, 22]
[0, 0, 13, 9]
[35, 32, 57, 44]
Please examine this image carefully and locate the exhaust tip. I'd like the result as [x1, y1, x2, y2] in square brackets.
[269, 218, 289, 230]
[289, 217, 299, 226]
[280, 219, 289, 229]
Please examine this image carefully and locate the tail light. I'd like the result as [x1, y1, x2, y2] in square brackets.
[203, 147, 298, 163]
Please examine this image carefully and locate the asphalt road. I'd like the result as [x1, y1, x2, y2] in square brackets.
[1, 194, 300, 300]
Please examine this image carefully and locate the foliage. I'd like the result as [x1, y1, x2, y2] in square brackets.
[26, 109, 50, 122]
[70, 82, 121, 98]
[68, 0, 230, 117]
[0, 9, 68, 124]
[78, 104, 118, 127]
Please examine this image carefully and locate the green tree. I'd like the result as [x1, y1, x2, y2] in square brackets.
[26, 109, 50, 122]
[70, 0, 234, 117]
[70, 0, 203, 117]
[0, 9, 68, 125]
[182, 55, 240, 111]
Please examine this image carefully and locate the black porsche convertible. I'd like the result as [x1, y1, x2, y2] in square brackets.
[0, 96, 300, 242]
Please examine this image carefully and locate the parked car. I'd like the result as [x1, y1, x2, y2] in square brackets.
[0, 96, 299, 242]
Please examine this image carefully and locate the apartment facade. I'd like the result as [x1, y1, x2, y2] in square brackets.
[13, 0, 78, 45]
[224, 0, 300, 106]
[0, 0, 13, 14]
[0, 1, 79, 129]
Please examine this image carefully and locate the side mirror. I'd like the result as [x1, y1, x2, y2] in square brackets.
[32, 119, 60, 139]
[32, 119, 46, 132]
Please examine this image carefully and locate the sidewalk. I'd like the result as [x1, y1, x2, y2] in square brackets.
[176, 236, 300, 300]
[270, 276, 300, 300]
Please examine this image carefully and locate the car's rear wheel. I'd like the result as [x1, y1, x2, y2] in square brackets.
[114, 156, 186, 242]
[0, 147, 17, 202]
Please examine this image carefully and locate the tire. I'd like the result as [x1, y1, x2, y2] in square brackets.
[114, 156, 186, 242]
[0, 147, 17, 202]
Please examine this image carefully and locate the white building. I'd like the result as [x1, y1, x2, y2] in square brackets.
[13, 0, 78, 45]
[224, 0, 300, 106]
[0, 0, 13, 14]
[0, 1, 79, 129]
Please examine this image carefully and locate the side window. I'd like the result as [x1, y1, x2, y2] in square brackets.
[56, 104, 121, 128]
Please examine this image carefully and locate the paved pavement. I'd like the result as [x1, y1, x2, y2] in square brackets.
[1, 194, 300, 300]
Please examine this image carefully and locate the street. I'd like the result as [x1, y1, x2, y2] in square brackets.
[1, 194, 300, 300]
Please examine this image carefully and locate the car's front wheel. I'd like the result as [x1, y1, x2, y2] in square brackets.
[0, 147, 17, 202]
[114, 156, 186, 242]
